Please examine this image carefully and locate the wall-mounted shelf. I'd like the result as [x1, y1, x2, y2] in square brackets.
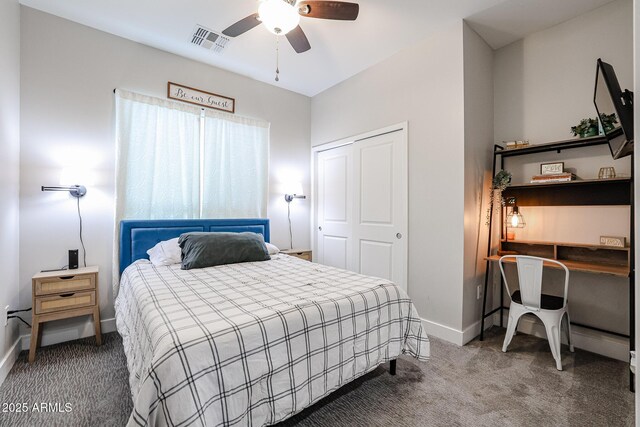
[503, 178, 632, 206]
[498, 134, 611, 158]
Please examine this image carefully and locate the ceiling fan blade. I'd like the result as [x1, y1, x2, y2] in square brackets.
[286, 25, 311, 53]
[298, 1, 359, 21]
[222, 13, 261, 37]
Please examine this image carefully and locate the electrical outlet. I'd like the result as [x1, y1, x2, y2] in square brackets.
[4, 306, 9, 327]
[476, 285, 482, 300]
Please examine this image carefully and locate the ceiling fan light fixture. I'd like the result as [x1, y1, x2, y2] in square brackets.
[258, 0, 300, 35]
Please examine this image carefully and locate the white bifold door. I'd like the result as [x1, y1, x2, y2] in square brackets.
[315, 128, 407, 291]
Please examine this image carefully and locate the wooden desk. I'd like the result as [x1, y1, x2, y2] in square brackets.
[485, 254, 629, 277]
[491, 239, 630, 276]
[484, 243, 631, 340]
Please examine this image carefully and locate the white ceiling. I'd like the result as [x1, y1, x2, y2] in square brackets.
[465, 0, 617, 49]
[20, 0, 617, 97]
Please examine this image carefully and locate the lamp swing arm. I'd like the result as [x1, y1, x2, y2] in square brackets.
[284, 193, 306, 203]
[41, 185, 87, 198]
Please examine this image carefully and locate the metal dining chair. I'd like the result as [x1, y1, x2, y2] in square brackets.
[499, 255, 574, 370]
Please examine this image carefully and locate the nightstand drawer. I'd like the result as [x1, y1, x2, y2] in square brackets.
[35, 291, 96, 314]
[35, 274, 95, 296]
[291, 251, 312, 261]
[282, 250, 312, 261]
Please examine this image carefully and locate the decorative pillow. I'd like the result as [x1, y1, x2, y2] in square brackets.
[179, 232, 271, 270]
[265, 242, 280, 255]
[146, 238, 182, 266]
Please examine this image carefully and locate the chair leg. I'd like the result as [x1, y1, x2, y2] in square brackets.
[514, 317, 521, 336]
[502, 308, 524, 352]
[565, 311, 574, 353]
[543, 321, 563, 371]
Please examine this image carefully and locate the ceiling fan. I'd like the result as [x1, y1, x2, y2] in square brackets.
[222, 0, 360, 54]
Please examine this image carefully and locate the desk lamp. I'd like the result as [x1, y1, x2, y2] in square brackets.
[505, 197, 525, 241]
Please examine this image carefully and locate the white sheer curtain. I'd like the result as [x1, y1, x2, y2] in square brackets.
[202, 109, 269, 218]
[115, 90, 201, 220]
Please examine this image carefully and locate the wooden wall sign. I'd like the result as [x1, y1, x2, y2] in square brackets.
[167, 82, 235, 113]
[600, 235, 626, 248]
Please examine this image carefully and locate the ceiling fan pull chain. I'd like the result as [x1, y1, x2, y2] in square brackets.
[275, 35, 280, 82]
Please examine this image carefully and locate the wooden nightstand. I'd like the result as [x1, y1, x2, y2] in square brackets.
[29, 266, 101, 363]
[281, 249, 312, 262]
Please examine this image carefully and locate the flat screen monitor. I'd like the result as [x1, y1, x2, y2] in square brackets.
[593, 58, 634, 159]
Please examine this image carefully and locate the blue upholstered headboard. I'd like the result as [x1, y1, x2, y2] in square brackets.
[119, 218, 270, 274]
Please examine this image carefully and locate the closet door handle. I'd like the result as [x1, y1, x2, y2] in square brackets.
[318, 226, 323, 231]
[396, 233, 402, 239]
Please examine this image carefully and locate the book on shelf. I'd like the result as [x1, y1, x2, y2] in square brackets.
[530, 172, 576, 183]
[504, 140, 530, 150]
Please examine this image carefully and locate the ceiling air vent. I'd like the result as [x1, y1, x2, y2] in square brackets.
[191, 25, 231, 54]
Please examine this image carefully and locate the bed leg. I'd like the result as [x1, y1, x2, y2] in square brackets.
[390, 359, 397, 376]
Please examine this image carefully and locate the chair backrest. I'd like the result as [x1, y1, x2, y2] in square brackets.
[498, 255, 570, 311]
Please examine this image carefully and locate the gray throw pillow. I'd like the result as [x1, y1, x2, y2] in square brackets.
[178, 232, 271, 270]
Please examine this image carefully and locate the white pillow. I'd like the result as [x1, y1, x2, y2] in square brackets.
[147, 238, 182, 266]
[265, 242, 280, 255]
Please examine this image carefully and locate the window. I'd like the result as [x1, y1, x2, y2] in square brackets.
[115, 89, 269, 221]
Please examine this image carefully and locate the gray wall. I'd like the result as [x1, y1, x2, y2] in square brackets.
[462, 23, 494, 335]
[0, 0, 21, 379]
[311, 21, 468, 341]
[19, 7, 312, 346]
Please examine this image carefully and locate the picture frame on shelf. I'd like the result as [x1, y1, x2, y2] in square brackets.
[540, 162, 564, 175]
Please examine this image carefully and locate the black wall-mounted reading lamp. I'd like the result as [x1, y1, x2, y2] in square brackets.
[41, 185, 87, 198]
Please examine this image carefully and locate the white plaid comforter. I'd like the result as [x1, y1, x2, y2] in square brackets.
[115, 254, 430, 427]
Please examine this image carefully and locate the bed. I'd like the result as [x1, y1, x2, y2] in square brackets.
[115, 219, 429, 427]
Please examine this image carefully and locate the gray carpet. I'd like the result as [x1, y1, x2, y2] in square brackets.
[0, 327, 633, 426]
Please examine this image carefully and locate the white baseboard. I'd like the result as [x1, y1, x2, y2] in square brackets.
[21, 317, 116, 351]
[102, 317, 116, 333]
[424, 313, 628, 362]
[461, 318, 493, 345]
[421, 318, 465, 346]
[421, 316, 494, 347]
[494, 313, 629, 362]
[0, 336, 22, 386]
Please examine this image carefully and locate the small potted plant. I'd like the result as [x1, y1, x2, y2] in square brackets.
[571, 118, 599, 138]
[486, 170, 512, 227]
[598, 112, 618, 133]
